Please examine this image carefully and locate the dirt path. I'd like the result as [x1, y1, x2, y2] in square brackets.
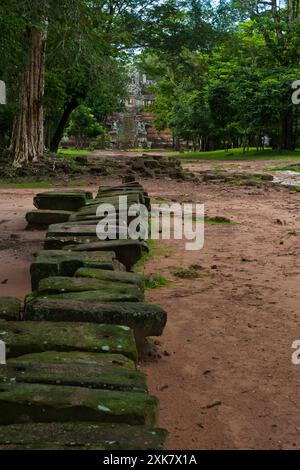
[0, 160, 299, 449]
[142, 165, 300, 450]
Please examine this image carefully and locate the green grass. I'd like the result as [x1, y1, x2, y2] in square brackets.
[166, 147, 300, 161]
[191, 214, 233, 225]
[145, 274, 170, 289]
[151, 197, 172, 205]
[204, 216, 233, 225]
[57, 148, 93, 157]
[135, 239, 156, 270]
[173, 265, 211, 280]
[0, 180, 53, 189]
[130, 148, 168, 152]
[135, 239, 173, 271]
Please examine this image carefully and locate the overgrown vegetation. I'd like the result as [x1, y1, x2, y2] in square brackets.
[173, 265, 210, 280]
[145, 274, 170, 289]
[2, 1, 300, 169]
[138, 1, 300, 152]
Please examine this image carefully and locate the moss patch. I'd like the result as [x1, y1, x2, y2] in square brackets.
[0, 422, 167, 450]
[145, 274, 170, 289]
[0, 321, 137, 361]
[0, 297, 21, 321]
[2, 359, 147, 393]
[35, 276, 144, 300]
[191, 215, 233, 225]
[13, 351, 136, 369]
[173, 264, 210, 280]
[0, 382, 158, 426]
[25, 300, 167, 344]
[75, 268, 145, 290]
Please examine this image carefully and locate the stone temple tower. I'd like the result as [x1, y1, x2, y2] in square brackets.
[107, 72, 172, 149]
[108, 72, 155, 149]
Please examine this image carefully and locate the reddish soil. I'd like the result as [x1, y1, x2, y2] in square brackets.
[0, 158, 299, 450]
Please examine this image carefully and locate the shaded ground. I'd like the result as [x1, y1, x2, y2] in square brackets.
[0, 156, 299, 450]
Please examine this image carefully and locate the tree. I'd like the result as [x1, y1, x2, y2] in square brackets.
[137, 1, 300, 151]
[66, 105, 104, 148]
[3, 0, 159, 167]
[233, 0, 300, 149]
[6, 1, 50, 167]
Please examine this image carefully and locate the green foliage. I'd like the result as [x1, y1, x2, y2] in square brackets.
[3, 0, 300, 156]
[137, 0, 300, 152]
[0, 1, 159, 153]
[57, 149, 93, 159]
[145, 274, 170, 289]
[173, 265, 206, 279]
[67, 106, 104, 148]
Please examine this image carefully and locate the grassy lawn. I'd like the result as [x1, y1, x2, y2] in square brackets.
[130, 148, 170, 152]
[57, 148, 93, 158]
[166, 148, 300, 161]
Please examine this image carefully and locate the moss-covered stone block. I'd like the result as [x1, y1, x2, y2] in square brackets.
[0, 423, 167, 450]
[30, 250, 116, 290]
[102, 181, 144, 190]
[0, 382, 158, 426]
[46, 221, 146, 242]
[68, 211, 137, 226]
[26, 210, 73, 227]
[95, 191, 151, 209]
[64, 240, 148, 271]
[75, 268, 145, 289]
[0, 297, 20, 321]
[0, 321, 137, 361]
[46, 234, 138, 249]
[33, 191, 93, 211]
[100, 182, 146, 192]
[74, 193, 146, 217]
[2, 357, 147, 392]
[27, 290, 142, 303]
[89, 193, 145, 207]
[36, 276, 144, 299]
[12, 351, 136, 369]
[25, 300, 167, 346]
[44, 234, 101, 250]
[47, 222, 129, 238]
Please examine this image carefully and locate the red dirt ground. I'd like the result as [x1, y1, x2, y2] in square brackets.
[0, 158, 299, 449]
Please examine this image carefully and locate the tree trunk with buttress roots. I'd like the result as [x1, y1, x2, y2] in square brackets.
[10, 28, 46, 168]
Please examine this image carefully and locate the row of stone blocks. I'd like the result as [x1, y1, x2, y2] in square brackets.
[0, 180, 167, 449]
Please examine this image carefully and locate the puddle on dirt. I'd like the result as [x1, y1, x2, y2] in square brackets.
[272, 170, 300, 187]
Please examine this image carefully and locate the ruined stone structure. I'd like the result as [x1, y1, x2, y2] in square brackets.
[0, 181, 168, 449]
[107, 72, 173, 149]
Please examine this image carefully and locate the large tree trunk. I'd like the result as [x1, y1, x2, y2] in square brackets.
[50, 98, 79, 153]
[10, 28, 46, 168]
